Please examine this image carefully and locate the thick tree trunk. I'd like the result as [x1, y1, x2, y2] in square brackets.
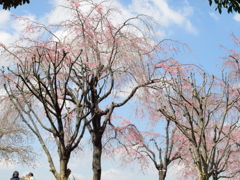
[92, 133, 103, 180]
[197, 172, 209, 180]
[158, 170, 167, 180]
[212, 174, 218, 180]
[60, 158, 71, 180]
[50, 156, 71, 180]
[195, 164, 209, 180]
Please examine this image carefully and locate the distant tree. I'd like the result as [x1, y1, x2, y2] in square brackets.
[156, 66, 240, 180]
[0, 0, 177, 179]
[0, 100, 36, 166]
[0, 0, 30, 10]
[111, 119, 183, 180]
[2, 47, 86, 180]
[208, 0, 240, 14]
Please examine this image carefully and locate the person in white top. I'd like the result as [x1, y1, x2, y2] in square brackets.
[28, 173, 35, 180]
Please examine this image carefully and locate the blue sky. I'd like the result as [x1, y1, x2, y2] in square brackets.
[0, 0, 239, 179]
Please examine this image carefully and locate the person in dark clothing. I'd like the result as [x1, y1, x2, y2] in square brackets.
[10, 171, 20, 180]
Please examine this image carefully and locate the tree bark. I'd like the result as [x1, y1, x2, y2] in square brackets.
[158, 170, 167, 180]
[212, 173, 218, 180]
[197, 171, 210, 180]
[92, 132, 103, 180]
[59, 158, 71, 180]
[50, 154, 71, 180]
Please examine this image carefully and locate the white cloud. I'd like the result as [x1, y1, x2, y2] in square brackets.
[45, 0, 196, 38]
[45, 3, 71, 24]
[0, 10, 11, 27]
[102, 169, 133, 180]
[11, 14, 36, 34]
[209, 12, 220, 21]
[0, 0, 198, 47]
[0, 10, 20, 45]
[46, 0, 132, 30]
[0, 14, 38, 46]
[70, 173, 87, 180]
[128, 0, 197, 34]
[233, 13, 240, 22]
[0, 31, 16, 45]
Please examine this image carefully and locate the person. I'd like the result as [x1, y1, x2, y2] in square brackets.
[10, 171, 20, 180]
[20, 174, 30, 180]
[28, 173, 35, 180]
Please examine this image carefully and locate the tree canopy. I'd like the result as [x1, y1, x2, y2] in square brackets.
[209, 0, 240, 13]
[0, 101, 36, 166]
[0, 0, 29, 10]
